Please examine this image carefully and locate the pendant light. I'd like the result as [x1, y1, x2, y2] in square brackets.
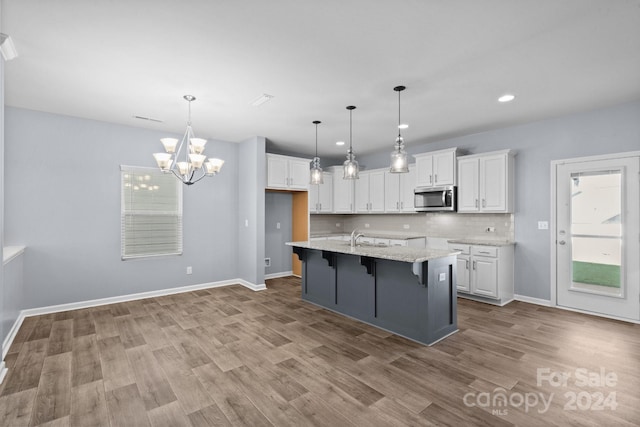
[389, 85, 409, 173]
[343, 105, 359, 179]
[310, 120, 324, 184]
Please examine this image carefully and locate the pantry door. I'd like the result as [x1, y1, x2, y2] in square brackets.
[554, 155, 639, 321]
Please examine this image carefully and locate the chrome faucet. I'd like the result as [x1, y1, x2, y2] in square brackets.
[350, 229, 364, 248]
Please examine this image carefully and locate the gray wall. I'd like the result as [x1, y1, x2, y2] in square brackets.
[355, 100, 640, 300]
[4, 107, 240, 308]
[1, 23, 5, 347]
[237, 136, 266, 286]
[265, 191, 292, 275]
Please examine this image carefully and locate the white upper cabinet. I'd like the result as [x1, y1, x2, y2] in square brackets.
[331, 167, 355, 213]
[309, 172, 333, 214]
[266, 154, 310, 190]
[385, 165, 416, 212]
[414, 148, 458, 188]
[355, 170, 385, 213]
[457, 149, 515, 213]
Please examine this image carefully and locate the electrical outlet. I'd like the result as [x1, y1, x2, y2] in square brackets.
[264, 258, 271, 267]
[186, 266, 192, 275]
[403, 224, 410, 229]
[364, 223, 370, 228]
[485, 227, 496, 233]
[245, 219, 249, 227]
[438, 273, 446, 281]
[538, 221, 549, 230]
[276, 222, 281, 229]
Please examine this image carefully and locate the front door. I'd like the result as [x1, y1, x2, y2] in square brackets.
[555, 155, 639, 321]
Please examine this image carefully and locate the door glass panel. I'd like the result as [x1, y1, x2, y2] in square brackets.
[570, 170, 622, 296]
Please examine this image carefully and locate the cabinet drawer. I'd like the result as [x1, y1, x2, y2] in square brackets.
[388, 239, 407, 247]
[448, 243, 470, 254]
[471, 246, 498, 257]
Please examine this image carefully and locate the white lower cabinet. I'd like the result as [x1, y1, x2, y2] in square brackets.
[448, 243, 514, 305]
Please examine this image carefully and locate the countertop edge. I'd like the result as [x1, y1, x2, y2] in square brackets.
[287, 241, 459, 263]
[3, 245, 26, 265]
[447, 239, 515, 247]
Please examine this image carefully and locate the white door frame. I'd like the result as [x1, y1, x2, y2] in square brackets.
[550, 150, 640, 323]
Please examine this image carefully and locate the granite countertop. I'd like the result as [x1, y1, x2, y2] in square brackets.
[287, 240, 459, 263]
[447, 239, 515, 246]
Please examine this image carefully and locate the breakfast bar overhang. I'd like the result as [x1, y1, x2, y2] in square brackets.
[287, 240, 460, 345]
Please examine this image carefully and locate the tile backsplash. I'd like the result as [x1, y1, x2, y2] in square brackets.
[310, 213, 514, 242]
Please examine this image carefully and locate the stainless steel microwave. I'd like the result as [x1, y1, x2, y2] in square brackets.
[414, 186, 457, 212]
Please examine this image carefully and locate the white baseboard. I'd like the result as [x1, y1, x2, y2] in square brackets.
[2, 278, 264, 364]
[2, 312, 25, 360]
[514, 294, 551, 307]
[235, 279, 266, 291]
[264, 271, 293, 280]
[0, 361, 7, 385]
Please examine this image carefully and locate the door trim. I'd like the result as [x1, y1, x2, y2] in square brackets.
[550, 150, 640, 318]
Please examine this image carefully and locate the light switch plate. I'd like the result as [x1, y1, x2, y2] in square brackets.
[538, 221, 549, 230]
[439, 273, 446, 281]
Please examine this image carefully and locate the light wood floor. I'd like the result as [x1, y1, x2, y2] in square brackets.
[1, 276, 639, 426]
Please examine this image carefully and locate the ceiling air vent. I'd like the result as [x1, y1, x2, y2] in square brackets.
[132, 115, 164, 123]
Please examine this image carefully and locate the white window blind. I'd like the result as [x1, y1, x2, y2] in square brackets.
[121, 166, 183, 259]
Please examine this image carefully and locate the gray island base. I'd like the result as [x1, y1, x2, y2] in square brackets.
[287, 240, 459, 346]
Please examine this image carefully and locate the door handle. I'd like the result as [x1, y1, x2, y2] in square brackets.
[558, 240, 566, 245]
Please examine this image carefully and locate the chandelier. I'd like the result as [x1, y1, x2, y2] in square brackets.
[153, 95, 224, 185]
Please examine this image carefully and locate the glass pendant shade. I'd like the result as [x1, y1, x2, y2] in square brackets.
[189, 138, 207, 154]
[343, 149, 359, 179]
[153, 152, 173, 170]
[176, 161, 191, 176]
[160, 138, 179, 153]
[389, 136, 409, 173]
[205, 158, 224, 175]
[343, 106, 359, 179]
[188, 153, 207, 169]
[390, 85, 409, 173]
[310, 157, 323, 184]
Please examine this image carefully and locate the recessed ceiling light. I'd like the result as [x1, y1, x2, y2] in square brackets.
[250, 93, 274, 106]
[498, 94, 516, 103]
[336, 141, 345, 146]
[398, 124, 409, 129]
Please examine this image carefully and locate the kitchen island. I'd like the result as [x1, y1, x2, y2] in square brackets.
[287, 240, 459, 345]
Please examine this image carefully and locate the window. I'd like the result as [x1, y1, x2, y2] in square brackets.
[121, 166, 182, 259]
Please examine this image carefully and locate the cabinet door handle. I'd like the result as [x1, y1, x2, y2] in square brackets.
[479, 251, 490, 255]
[429, 175, 433, 184]
[400, 201, 403, 209]
[434, 174, 438, 183]
[482, 199, 486, 208]
[472, 261, 477, 270]
[396, 201, 399, 209]
[466, 260, 469, 270]
[475, 199, 479, 208]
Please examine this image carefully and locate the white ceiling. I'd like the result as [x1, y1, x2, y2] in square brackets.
[3, 0, 640, 159]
